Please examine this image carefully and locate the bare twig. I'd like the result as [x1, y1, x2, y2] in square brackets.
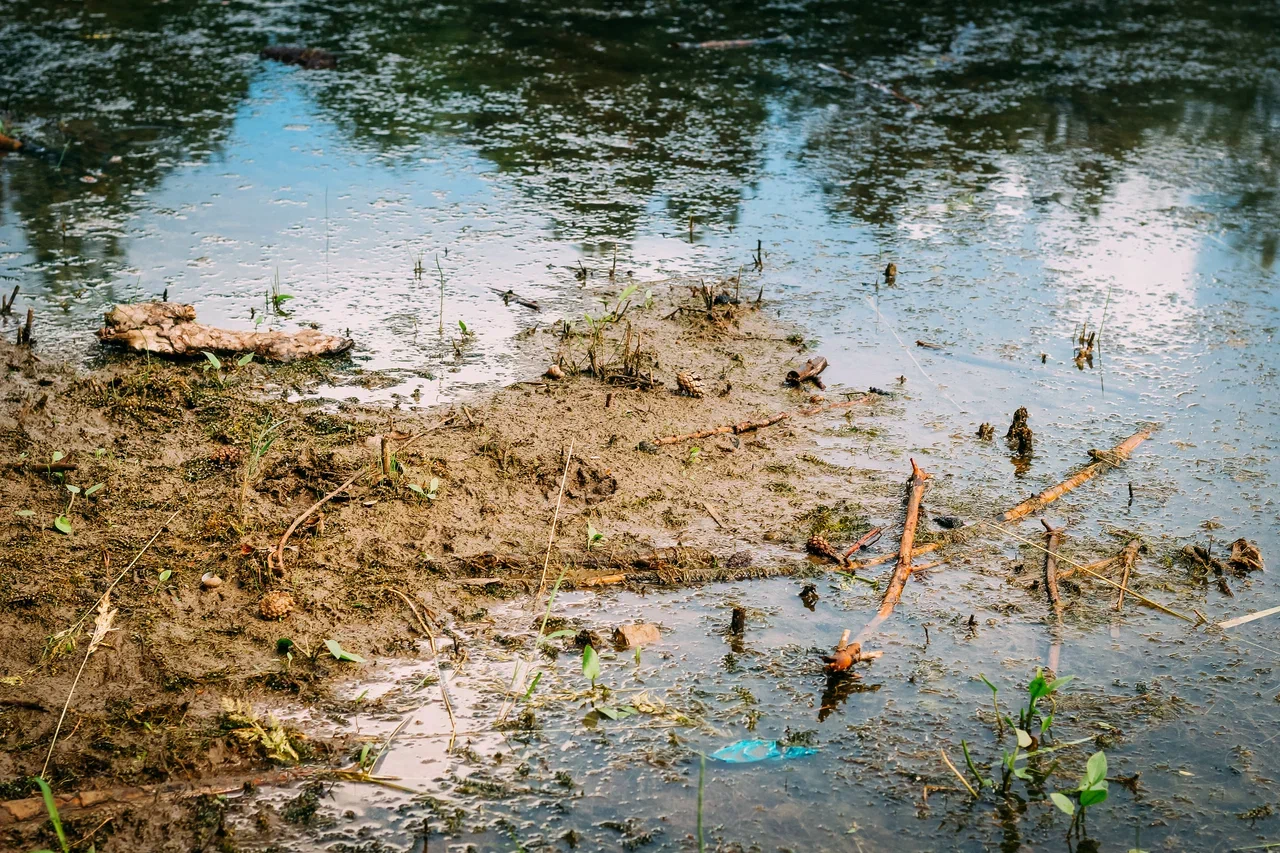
[853, 459, 929, 646]
[270, 466, 367, 576]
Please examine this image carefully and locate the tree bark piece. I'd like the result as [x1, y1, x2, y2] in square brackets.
[853, 459, 930, 646]
[98, 303, 353, 362]
[1001, 428, 1151, 523]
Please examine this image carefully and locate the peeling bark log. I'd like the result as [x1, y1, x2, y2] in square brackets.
[98, 303, 353, 362]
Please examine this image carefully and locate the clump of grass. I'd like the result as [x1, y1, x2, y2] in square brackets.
[797, 503, 868, 540]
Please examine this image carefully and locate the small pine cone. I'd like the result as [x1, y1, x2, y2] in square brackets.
[675, 371, 705, 398]
[806, 534, 844, 566]
[258, 590, 295, 620]
[209, 446, 244, 468]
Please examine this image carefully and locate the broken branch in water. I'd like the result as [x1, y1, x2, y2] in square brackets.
[785, 356, 828, 389]
[817, 63, 923, 108]
[1001, 427, 1152, 523]
[490, 288, 541, 311]
[843, 526, 884, 558]
[822, 628, 883, 672]
[98, 303, 354, 362]
[852, 459, 930, 647]
[1042, 519, 1065, 621]
[674, 35, 793, 50]
[1113, 539, 1142, 611]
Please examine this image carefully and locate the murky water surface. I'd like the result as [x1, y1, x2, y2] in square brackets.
[3, 0, 1280, 849]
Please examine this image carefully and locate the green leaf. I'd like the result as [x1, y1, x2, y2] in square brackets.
[84, 483, 103, 497]
[158, 569, 172, 583]
[202, 351, 222, 370]
[1027, 669, 1049, 704]
[324, 639, 366, 663]
[407, 483, 425, 495]
[1040, 714, 1053, 735]
[538, 629, 577, 644]
[1049, 792, 1076, 817]
[427, 477, 440, 497]
[1085, 751, 1108, 787]
[522, 671, 542, 701]
[586, 522, 603, 549]
[596, 704, 621, 720]
[33, 776, 69, 853]
[15, 509, 35, 518]
[276, 638, 295, 655]
[458, 320, 468, 334]
[581, 644, 601, 684]
[236, 352, 254, 367]
[1012, 765, 1031, 780]
[274, 293, 294, 304]
[979, 673, 998, 696]
[54, 515, 72, 535]
[1047, 675, 1074, 693]
[1015, 728, 1032, 749]
[65, 484, 80, 495]
[1079, 783, 1108, 808]
[50, 451, 65, 463]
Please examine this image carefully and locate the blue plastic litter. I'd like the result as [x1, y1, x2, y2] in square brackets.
[710, 739, 818, 763]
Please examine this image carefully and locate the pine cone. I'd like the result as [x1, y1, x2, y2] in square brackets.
[258, 590, 295, 620]
[675, 372, 705, 398]
[806, 534, 845, 566]
[208, 446, 243, 468]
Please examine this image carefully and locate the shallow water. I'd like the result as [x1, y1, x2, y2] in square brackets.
[4, 0, 1280, 849]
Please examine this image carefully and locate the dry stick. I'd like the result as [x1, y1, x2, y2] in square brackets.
[1219, 605, 1280, 630]
[6, 460, 77, 473]
[1113, 539, 1141, 612]
[842, 526, 884, 559]
[1001, 428, 1151, 523]
[978, 520, 1196, 623]
[1042, 519, 1065, 621]
[384, 588, 456, 739]
[652, 394, 876, 447]
[853, 459, 929, 646]
[270, 466, 367, 576]
[536, 441, 574, 597]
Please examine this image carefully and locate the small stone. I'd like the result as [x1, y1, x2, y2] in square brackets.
[545, 364, 564, 381]
[637, 440, 659, 454]
[201, 572, 223, 589]
[612, 623, 661, 649]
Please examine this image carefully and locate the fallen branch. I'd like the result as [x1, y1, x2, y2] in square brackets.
[1113, 539, 1141, 612]
[650, 393, 876, 447]
[1219, 605, 1280, 630]
[842, 526, 883, 558]
[1001, 428, 1152, 523]
[674, 35, 793, 50]
[98, 303, 354, 362]
[5, 460, 77, 473]
[817, 62, 923, 108]
[384, 588, 455, 737]
[853, 459, 929, 646]
[1042, 519, 1064, 621]
[821, 628, 883, 672]
[491, 288, 541, 312]
[785, 356, 827, 389]
[270, 467, 367, 576]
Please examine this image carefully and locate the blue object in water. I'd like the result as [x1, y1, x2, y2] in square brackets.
[710, 739, 818, 763]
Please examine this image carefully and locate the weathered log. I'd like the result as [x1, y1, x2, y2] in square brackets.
[98, 302, 353, 362]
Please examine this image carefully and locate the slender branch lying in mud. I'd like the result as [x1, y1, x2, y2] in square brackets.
[940, 749, 978, 798]
[5, 460, 77, 472]
[1113, 539, 1142, 612]
[978, 520, 1197, 623]
[1042, 519, 1065, 621]
[270, 466, 367, 577]
[651, 393, 876, 447]
[842, 526, 883, 558]
[1000, 427, 1152, 523]
[853, 459, 929, 646]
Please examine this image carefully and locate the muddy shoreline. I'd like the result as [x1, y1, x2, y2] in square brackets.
[1, 280, 900, 849]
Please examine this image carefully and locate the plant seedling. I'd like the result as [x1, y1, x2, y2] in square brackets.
[1051, 750, 1109, 833]
[324, 639, 366, 663]
[407, 477, 440, 501]
[586, 521, 604, 551]
[581, 644, 601, 687]
[31, 776, 69, 853]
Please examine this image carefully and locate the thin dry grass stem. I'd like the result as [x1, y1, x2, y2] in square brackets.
[940, 748, 978, 798]
[978, 520, 1197, 623]
[46, 509, 180, 659]
[43, 592, 118, 776]
[384, 587, 456, 743]
[536, 441, 574, 597]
